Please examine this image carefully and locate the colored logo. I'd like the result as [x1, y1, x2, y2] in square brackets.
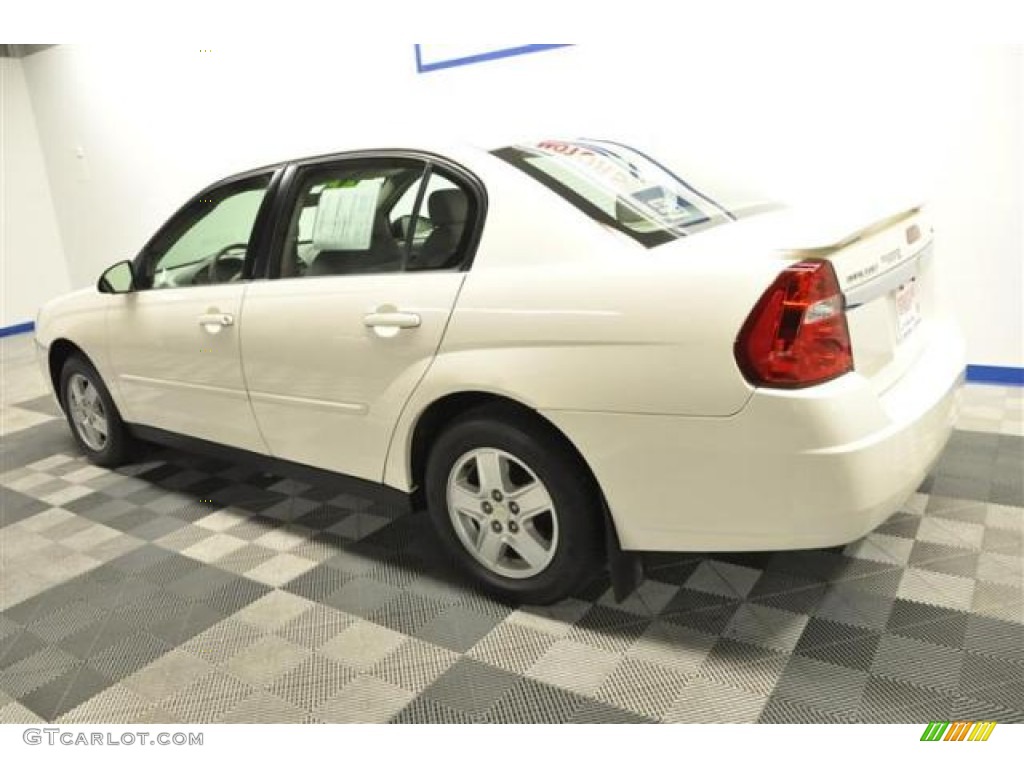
[921, 721, 996, 741]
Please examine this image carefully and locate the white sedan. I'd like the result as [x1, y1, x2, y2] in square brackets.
[34, 138, 965, 603]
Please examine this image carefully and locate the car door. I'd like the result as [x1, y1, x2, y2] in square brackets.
[239, 154, 482, 482]
[105, 170, 279, 452]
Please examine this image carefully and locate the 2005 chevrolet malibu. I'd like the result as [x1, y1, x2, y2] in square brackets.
[35, 138, 965, 603]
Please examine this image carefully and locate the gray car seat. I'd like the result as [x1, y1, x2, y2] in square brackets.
[410, 188, 468, 270]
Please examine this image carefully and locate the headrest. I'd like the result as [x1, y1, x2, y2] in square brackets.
[428, 188, 468, 226]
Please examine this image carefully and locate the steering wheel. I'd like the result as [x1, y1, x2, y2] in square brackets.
[207, 242, 248, 283]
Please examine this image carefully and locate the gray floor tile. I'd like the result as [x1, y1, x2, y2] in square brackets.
[869, 634, 964, 692]
[663, 674, 766, 723]
[487, 676, 592, 723]
[698, 638, 789, 697]
[267, 653, 357, 709]
[421, 657, 519, 716]
[771, 654, 869, 715]
[315, 675, 414, 723]
[413, 604, 505, 653]
[594, 656, 689, 719]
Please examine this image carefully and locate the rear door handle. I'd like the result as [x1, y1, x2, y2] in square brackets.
[363, 311, 421, 330]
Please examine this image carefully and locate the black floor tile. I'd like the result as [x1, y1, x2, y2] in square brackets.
[20, 663, 113, 721]
[413, 604, 504, 654]
[282, 564, 357, 603]
[59, 613, 144, 660]
[322, 577, 403, 619]
[148, 602, 225, 646]
[964, 614, 1024, 664]
[202, 578, 271, 616]
[856, 676, 954, 723]
[0, 488, 48, 527]
[0, 420, 76, 469]
[14, 395, 62, 417]
[0, 630, 47, 669]
[958, 652, 1024, 695]
[794, 617, 881, 671]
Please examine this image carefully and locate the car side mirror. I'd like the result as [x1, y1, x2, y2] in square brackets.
[97, 261, 135, 294]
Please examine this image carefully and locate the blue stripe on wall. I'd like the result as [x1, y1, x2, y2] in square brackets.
[414, 44, 571, 74]
[966, 364, 1024, 386]
[0, 321, 34, 338]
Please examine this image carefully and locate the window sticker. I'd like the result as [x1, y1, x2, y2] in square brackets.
[312, 178, 384, 250]
[530, 139, 642, 193]
[525, 139, 711, 228]
[631, 185, 707, 227]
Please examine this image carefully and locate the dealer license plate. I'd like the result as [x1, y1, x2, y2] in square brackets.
[893, 279, 921, 342]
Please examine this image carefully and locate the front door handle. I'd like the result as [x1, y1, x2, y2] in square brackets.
[363, 311, 421, 330]
[198, 312, 235, 329]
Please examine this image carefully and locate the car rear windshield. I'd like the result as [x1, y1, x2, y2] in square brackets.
[494, 139, 750, 248]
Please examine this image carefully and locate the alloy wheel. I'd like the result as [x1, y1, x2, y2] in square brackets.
[67, 373, 109, 451]
[446, 447, 559, 579]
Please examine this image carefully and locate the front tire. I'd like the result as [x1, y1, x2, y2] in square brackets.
[425, 406, 602, 604]
[59, 355, 133, 467]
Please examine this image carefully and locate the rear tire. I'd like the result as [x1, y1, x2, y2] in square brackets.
[425, 405, 602, 604]
[59, 354, 133, 467]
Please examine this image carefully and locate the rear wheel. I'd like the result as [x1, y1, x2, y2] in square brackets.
[425, 406, 602, 604]
[60, 355, 133, 467]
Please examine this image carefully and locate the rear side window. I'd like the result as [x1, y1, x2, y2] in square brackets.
[494, 139, 738, 247]
[390, 170, 473, 271]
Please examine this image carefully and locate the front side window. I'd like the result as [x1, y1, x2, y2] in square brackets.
[494, 139, 743, 247]
[140, 174, 272, 289]
[279, 159, 476, 278]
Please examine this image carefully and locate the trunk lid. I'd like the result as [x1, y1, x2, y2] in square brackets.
[771, 202, 936, 394]
[656, 198, 937, 394]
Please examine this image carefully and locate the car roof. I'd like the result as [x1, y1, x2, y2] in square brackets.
[200, 135, 628, 193]
[201, 138, 497, 192]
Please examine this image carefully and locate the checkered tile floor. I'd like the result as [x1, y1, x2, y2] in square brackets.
[1, 335, 1022, 723]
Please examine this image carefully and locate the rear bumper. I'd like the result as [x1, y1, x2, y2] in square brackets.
[543, 319, 965, 552]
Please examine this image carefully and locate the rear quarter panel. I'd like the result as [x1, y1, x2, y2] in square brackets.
[383, 160, 789, 490]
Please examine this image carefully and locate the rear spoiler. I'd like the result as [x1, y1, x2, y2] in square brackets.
[780, 206, 924, 258]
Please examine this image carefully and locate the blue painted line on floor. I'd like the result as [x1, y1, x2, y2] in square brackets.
[0, 321, 34, 338]
[966, 364, 1024, 386]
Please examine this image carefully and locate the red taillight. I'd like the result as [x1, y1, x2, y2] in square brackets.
[735, 260, 853, 388]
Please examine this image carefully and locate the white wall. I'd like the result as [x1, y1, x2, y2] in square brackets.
[929, 48, 1023, 372]
[19, 43, 1024, 366]
[0, 56, 70, 328]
